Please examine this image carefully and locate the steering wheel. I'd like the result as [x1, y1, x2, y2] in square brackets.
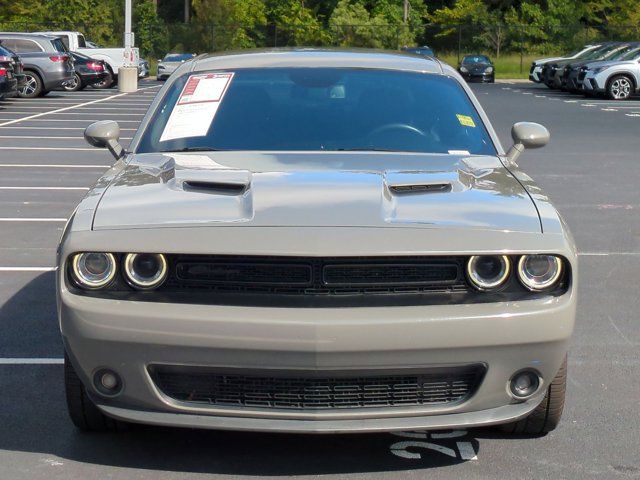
[369, 123, 426, 139]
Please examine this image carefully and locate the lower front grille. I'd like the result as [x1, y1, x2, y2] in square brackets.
[150, 365, 485, 410]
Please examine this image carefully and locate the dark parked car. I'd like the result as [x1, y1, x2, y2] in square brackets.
[0, 33, 74, 97]
[0, 50, 18, 99]
[63, 52, 108, 91]
[0, 42, 24, 98]
[401, 45, 435, 57]
[458, 55, 495, 83]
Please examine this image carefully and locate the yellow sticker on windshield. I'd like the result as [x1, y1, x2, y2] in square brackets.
[456, 114, 476, 128]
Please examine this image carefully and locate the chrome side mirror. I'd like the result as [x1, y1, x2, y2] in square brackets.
[506, 122, 550, 165]
[84, 120, 124, 160]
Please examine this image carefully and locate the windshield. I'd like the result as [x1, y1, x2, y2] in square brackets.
[463, 55, 490, 64]
[619, 47, 640, 60]
[137, 68, 496, 155]
[164, 53, 194, 62]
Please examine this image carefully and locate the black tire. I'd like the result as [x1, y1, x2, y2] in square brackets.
[607, 74, 634, 100]
[92, 68, 114, 89]
[64, 352, 127, 432]
[63, 73, 84, 92]
[498, 355, 567, 435]
[19, 71, 43, 98]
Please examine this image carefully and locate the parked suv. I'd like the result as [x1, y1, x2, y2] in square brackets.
[0, 33, 74, 97]
[582, 48, 640, 99]
[563, 43, 640, 92]
[0, 42, 24, 97]
[529, 44, 601, 83]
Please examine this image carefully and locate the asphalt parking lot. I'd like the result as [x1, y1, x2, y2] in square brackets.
[0, 81, 638, 479]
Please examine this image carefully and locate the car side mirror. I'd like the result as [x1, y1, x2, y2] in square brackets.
[85, 120, 124, 160]
[506, 122, 550, 165]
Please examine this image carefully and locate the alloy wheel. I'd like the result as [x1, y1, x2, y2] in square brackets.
[64, 74, 80, 91]
[20, 75, 37, 96]
[611, 78, 632, 99]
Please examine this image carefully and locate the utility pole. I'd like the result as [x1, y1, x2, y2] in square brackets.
[184, 0, 190, 23]
[403, 0, 409, 24]
[119, 0, 138, 92]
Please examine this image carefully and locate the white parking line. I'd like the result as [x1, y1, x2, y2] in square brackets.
[0, 218, 67, 222]
[0, 266, 56, 271]
[0, 85, 158, 127]
[0, 136, 132, 140]
[0, 164, 109, 168]
[5, 106, 149, 111]
[0, 186, 89, 191]
[0, 147, 101, 151]
[0, 358, 64, 365]
[2, 112, 145, 116]
[0, 126, 136, 131]
[0, 119, 141, 123]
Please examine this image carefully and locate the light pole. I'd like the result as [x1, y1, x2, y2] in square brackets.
[119, 0, 139, 92]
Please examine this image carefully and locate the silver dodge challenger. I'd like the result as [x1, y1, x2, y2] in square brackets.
[58, 49, 577, 435]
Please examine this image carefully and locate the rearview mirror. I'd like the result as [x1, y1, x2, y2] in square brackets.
[506, 122, 550, 164]
[85, 120, 124, 160]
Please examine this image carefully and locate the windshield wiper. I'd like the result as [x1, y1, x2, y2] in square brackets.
[159, 146, 228, 153]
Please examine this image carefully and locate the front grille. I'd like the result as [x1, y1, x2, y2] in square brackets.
[578, 71, 587, 82]
[165, 255, 467, 296]
[150, 365, 485, 410]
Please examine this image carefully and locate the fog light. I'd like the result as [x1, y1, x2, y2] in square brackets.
[509, 370, 540, 399]
[93, 369, 122, 396]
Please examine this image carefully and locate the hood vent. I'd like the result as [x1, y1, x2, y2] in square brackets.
[183, 180, 248, 195]
[389, 183, 452, 195]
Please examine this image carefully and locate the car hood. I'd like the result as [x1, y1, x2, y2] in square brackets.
[534, 57, 563, 65]
[92, 152, 541, 233]
[584, 59, 634, 69]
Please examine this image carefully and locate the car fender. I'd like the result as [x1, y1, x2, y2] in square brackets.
[603, 69, 638, 90]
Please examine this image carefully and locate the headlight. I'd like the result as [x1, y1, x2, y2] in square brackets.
[485, 66, 494, 73]
[157, 64, 165, 70]
[517, 255, 563, 291]
[466, 255, 510, 291]
[460, 66, 468, 73]
[592, 66, 607, 74]
[71, 252, 117, 289]
[123, 253, 168, 290]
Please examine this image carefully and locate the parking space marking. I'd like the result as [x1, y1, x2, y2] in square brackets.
[0, 186, 89, 191]
[0, 266, 56, 271]
[1, 112, 146, 116]
[0, 136, 132, 140]
[0, 358, 64, 365]
[0, 85, 158, 127]
[0, 118, 141, 123]
[3, 106, 149, 111]
[0, 147, 101, 151]
[0, 126, 136, 131]
[0, 218, 67, 222]
[0, 164, 109, 168]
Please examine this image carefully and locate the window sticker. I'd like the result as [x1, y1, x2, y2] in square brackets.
[160, 72, 234, 142]
[456, 114, 476, 128]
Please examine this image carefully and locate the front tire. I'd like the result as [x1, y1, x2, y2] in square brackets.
[498, 355, 567, 435]
[64, 352, 127, 432]
[607, 75, 633, 100]
[19, 71, 43, 98]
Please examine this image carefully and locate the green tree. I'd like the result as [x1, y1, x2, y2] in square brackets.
[134, 0, 169, 57]
[268, 0, 329, 46]
[191, 0, 267, 50]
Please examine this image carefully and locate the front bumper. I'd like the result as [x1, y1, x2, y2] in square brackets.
[61, 283, 575, 432]
[459, 71, 494, 83]
[529, 66, 543, 82]
[582, 72, 606, 93]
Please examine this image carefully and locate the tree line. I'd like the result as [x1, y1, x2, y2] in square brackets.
[1, 0, 638, 58]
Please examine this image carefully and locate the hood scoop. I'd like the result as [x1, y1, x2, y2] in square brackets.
[176, 169, 252, 195]
[385, 171, 462, 196]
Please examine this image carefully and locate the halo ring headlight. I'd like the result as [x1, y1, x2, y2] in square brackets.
[466, 255, 510, 291]
[123, 253, 168, 290]
[517, 255, 563, 291]
[71, 252, 117, 289]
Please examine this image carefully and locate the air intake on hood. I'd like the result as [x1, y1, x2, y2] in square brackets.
[389, 183, 452, 194]
[183, 180, 248, 194]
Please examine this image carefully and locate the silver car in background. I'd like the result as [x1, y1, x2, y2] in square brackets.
[156, 52, 196, 80]
[582, 48, 640, 99]
[0, 32, 74, 97]
[59, 50, 576, 436]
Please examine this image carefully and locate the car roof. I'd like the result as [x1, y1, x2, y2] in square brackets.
[0, 32, 60, 40]
[191, 49, 445, 75]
